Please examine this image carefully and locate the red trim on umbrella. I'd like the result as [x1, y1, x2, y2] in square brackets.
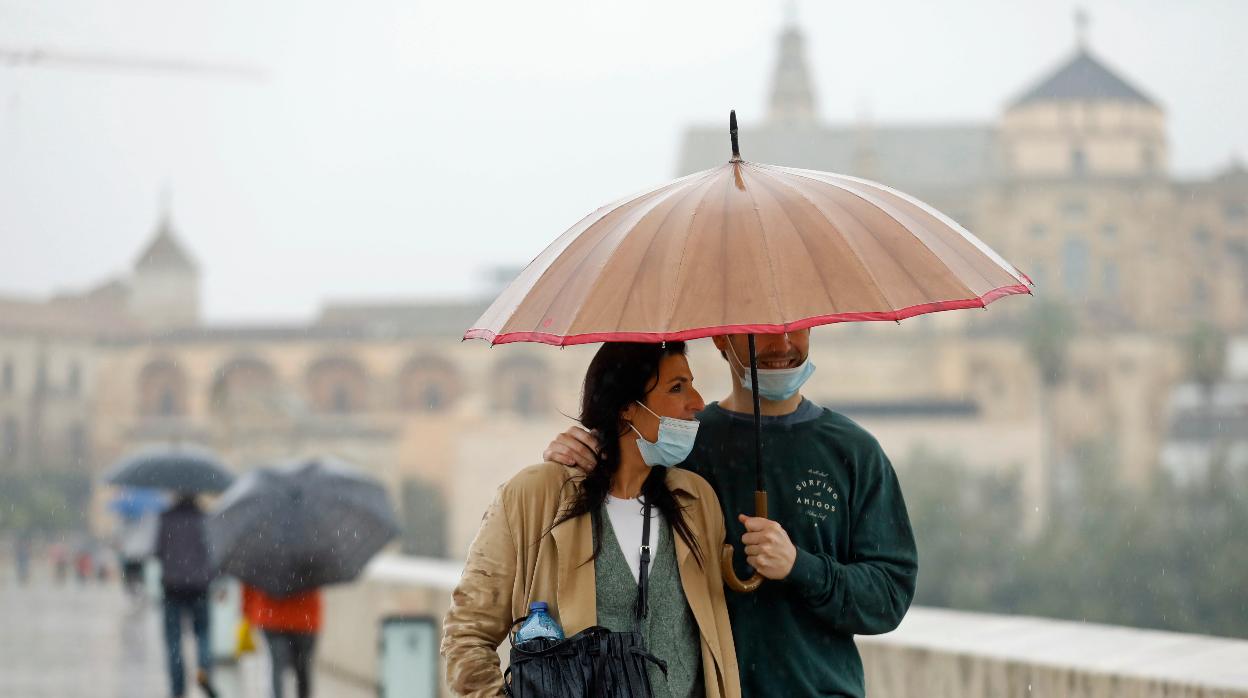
[464, 283, 1033, 347]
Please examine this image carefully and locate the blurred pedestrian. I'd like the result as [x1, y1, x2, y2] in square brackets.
[116, 512, 158, 600]
[155, 494, 219, 698]
[74, 540, 93, 585]
[91, 538, 111, 583]
[49, 541, 68, 584]
[14, 531, 31, 586]
[242, 584, 322, 698]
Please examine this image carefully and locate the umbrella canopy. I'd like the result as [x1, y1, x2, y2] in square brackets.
[108, 487, 169, 520]
[467, 122, 1029, 346]
[206, 456, 400, 597]
[105, 445, 234, 494]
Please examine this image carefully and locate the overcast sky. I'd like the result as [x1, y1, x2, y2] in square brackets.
[1, 0, 1245, 323]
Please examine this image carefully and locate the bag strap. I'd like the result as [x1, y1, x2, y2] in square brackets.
[633, 499, 653, 632]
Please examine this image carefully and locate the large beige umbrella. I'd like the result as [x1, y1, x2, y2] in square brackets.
[466, 112, 1031, 591]
[467, 117, 1029, 346]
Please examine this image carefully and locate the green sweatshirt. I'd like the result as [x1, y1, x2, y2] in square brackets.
[681, 402, 918, 698]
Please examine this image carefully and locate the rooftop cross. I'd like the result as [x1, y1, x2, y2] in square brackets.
[1075, 7, 1090, 50]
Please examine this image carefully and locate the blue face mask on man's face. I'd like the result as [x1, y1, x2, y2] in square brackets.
[629, 401, 699, 467]
[727, 339, 816, 402]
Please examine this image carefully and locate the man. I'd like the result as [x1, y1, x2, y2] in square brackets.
[155, 494, 218, 698]
[14, 530, 31, 586]
[544, 330, 917, 697]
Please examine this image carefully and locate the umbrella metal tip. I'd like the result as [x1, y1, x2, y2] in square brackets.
[729, 109, 741, 161]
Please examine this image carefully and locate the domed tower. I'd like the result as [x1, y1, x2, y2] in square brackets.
[1000, 11, 1165, 179]
[128, 206, 201, 331]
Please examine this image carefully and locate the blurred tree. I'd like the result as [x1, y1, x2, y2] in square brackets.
[1181, 323, 1230, 484]
[1183, 322, 1228, 397]
[900, 443, 1248, 639]
[400, 478, 448, 558]
[0, 471, 90, 533]
[1021, 298, 1077, 535]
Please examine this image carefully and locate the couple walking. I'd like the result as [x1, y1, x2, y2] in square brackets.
[442, 329, 918, 697]
[441, 113, 1030, 696]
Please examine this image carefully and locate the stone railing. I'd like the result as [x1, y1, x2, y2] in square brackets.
[860, 607, 1248, 698]
[321, 554, 1248, 698]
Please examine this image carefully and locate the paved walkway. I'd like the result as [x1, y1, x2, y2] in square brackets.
[0, 569, 370, 698]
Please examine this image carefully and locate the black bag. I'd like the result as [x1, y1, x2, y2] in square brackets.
[504, 502, 667, 697]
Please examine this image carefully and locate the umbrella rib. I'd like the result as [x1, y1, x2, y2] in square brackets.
[753, 174, 842, 320]
[473, 169, 716, 339]
[768, 164, 996, 299]
[611, 171, 715, 335]
[764, 166, 941, 307]
[660, 172, 730, 331]
[764, 171, 902, 312]
[529, 200, 660, 344]
[556, 171, 718, 341]
[740, 163, 788, 321]
[817, 170, 995, 296]
[822, 169, 1030, 285]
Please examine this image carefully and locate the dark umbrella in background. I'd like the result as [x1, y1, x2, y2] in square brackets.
[206, 456, 400, 597]
[105, 444, 234, 494]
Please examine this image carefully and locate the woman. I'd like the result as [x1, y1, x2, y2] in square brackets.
[242, 583, 322, 698]
[442, 342, 740, 698]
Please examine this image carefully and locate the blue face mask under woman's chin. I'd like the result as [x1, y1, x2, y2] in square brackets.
[629, 401, 700, 467]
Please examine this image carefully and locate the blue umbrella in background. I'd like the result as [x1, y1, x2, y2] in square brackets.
[108, 487, 169, 520]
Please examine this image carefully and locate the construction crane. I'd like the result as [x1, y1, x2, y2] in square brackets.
[0, 46, 265, 80]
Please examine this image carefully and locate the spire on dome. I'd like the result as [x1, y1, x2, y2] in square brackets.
[766, 6, 818, 126]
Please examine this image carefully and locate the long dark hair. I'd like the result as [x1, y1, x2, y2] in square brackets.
[552, 341, 703, 567]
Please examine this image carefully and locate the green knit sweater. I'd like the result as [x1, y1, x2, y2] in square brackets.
[684, 403, 918, 698]
[595, 511, 703, 698]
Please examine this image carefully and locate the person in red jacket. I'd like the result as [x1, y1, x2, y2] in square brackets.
[242, 585, 322, 698]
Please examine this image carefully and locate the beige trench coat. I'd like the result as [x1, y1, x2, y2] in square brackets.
[441, 462, 741, 698]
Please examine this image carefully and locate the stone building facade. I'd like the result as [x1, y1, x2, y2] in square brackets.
[4, 14, 1242, 551]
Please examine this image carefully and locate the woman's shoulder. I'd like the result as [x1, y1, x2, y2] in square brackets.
[500, 461, 584, 499]
[665, 467, 719, 505]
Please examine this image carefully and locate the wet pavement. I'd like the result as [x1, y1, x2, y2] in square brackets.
[0, 569, 369, 698]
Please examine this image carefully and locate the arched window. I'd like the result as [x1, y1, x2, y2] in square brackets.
[1071, 147, 1087, 176]
[306, 356, 369, 414]
[66, 362, 81, 396]
[1193, 279, 1209, 305]
[398, 355, 460, 413]
[138, 359, 188, 417]
[1062, 238, 1090, 297]
[400, 478, 448, 558]
[210, 357, 279, 416]
[1101, 261, 1119, 296]
[492, 355, 550, 418]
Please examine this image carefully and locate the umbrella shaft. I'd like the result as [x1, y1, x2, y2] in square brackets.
[748, 334, 764, 493]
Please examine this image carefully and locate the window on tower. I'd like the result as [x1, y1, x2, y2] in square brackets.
[1071, 147, 1088, 176]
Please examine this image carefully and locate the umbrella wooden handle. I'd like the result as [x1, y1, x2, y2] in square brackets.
[721, 490, 768, 593]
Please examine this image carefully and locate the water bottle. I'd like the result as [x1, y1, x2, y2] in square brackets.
[515, 601, 564, 643]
